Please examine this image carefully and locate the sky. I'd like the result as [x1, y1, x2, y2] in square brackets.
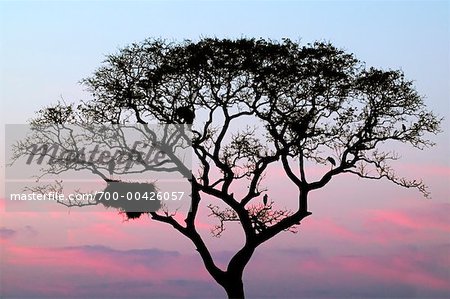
[1, 0, 450, 298]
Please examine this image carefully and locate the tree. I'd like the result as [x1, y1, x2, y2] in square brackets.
[18, 38, 441, 298]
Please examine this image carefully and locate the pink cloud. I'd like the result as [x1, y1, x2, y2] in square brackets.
[337, 246, 450, 290]
[361, 202, 450, 244]
[303, 217, 365, 243]
[369, 208, 450, 232]
[2, 238, 450, 298]
[1, 242, 218, 298]
[295, 201, 450, 247]
[244, 244, 450, 298]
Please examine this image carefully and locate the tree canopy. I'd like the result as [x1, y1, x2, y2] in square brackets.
[27, 38, 441, 298]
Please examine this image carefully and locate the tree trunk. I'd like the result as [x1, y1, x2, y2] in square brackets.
[222, 274, 245, 299]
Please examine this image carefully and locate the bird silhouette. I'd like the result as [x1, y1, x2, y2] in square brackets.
[108, 159, 116, 179]
[327, 156, 336, 167]
[263, 194, 268, 206]
[402, 124, 406, 131]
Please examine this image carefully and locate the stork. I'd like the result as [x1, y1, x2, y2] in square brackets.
[327, 156, 336, 167]
[108, 159, 116, 180]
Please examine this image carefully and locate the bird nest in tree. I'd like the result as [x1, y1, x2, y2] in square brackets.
[95, 181, 160, 219]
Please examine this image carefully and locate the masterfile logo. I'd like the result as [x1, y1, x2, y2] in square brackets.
[4, 124, 192, 213]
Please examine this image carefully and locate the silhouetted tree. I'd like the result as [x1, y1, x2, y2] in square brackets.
[22, 38, 441, 298]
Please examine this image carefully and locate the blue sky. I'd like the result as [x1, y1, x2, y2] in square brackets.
[1, 1, 449, 122]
